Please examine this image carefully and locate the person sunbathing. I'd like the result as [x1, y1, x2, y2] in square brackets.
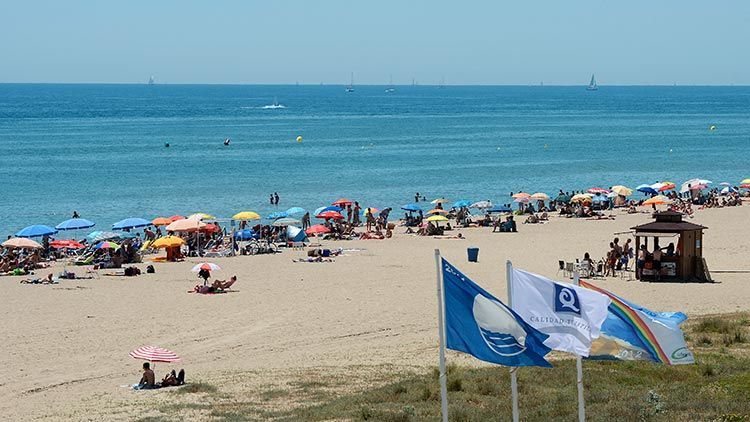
[211, 276, 237, 291]
[137, 362, 156, 389]
[161, 369, 185, 387]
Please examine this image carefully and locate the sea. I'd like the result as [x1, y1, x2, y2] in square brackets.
[0, 84, 748, 236]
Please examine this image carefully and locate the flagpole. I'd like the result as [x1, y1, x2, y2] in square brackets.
[573, 270, 586, 422]
[506, 260, 520, 422]
[434, 249, 449, 422]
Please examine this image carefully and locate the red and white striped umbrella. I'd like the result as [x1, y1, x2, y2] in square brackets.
[129, 346, 181, 363]
[191, 262, 221, 272]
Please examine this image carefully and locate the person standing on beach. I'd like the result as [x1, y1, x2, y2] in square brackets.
[302, 212, 311, 230]
[353, 202, 361, 226]
[346, 205, 353, 223]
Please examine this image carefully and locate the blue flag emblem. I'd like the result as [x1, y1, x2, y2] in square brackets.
[442, 259, 552, 367]
[554, 283, 581, 315]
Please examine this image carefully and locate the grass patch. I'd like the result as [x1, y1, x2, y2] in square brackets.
[148, 313, 750, 421]
[172, 381, 218, 395]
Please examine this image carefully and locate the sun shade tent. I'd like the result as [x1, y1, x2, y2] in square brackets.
[286, 225, 309, 243]
[631, 211, 709, 282]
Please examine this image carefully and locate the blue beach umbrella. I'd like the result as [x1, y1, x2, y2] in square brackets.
[56, 218, 95, 231]
[401, 203, 422, 212]
[592, 195, 609, 204]
[234, 229, 258, 240]
[453, 200, 472, 208]
[636, 184, 658, 195]
[285, 207, 306, 216]
[87, 231, 135, 243]
[112, 218, 151, 230]
[488, 205, 513, 213]
[15, 225, 57, 238]
[267, 211, 289, 220]
[313, 206, 342, 215]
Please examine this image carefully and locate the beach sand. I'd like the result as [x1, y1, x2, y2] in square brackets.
[2, 205, 749, 420]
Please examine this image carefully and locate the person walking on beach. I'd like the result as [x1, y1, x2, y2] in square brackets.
[353, 202, 361, 226]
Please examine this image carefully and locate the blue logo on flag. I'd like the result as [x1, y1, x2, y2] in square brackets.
[554, 283, 581, 315]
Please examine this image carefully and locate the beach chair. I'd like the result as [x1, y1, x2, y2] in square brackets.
[579, 261, 592, 278]
[557, 260, 565, 277]
[564, 262, 575, 278]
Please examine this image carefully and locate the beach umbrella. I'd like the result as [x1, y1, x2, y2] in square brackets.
[571, 194, 592, 203]
[364, 207, 380, 215]
[166, 219, 205, 232]
[530, 193, 550, 200]
[453, 199, 472, 208]
[191, 262, 221, 272]
[642, 195, 670, 206]
[272, 217, 301, 227]
[740, 184, 750, 189]
[636, 184, 658, 195]
[305, 224, 331, 235]
[55, 218, 95, 231]
[332, 198, 353, 206]
[112, 218, 150, 230]
[267, 211, 289, 220]
[94, 241, 119, 250]
[50, 239, 84, 249]
[742, 178, 750, 185]
[232, 211, 261, 221]
[152, 217, 173, 226]
[427, 209, 449, 215]
[315, 211, 344, 220]
[680, 179, 712, 194]
[610, 185, 633, 196]
[606, 191, 618, 198]
[592, 195, 609, 203]
[285, 207, 306, 216]
[130, 346, 181, 364]
[314, 206, 342, 215]
[470, 201, 493, 209]
[719, 182, 732, 187]
[2, 237, 42, 249]
[233, 229, 257, 240]
[286, 225, 308, 242]
[513, 197, 530, 203]
[87, 231, 131, 242]
[554, 194, 571, 203]
[587, 187, 610, 194]
[169, 215, 186, 222]
[511, 192, 530, 199]
[188, 213, 216, 221]
[15, 225, 57, 238]
[426, 215, 449, 222]
[488, 205, 512, 213]
[720, 186, 736, 194]
[401, 203, 422, 212]
[150, 236, 185, 248]
[201, 223, 221, 233]
[431, 198, 450, 204]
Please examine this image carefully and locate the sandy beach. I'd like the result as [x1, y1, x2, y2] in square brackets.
[2, 205, 749, 421]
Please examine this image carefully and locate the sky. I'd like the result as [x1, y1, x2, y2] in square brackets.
[1, 1, 749, 85]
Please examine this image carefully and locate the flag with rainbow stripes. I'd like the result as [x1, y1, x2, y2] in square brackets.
[580, 280, 694, 365]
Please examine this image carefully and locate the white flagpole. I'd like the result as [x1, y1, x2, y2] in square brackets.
[434, 249, 449, 422]
[506, 260, 520, 422]
[573, 270, 586, 422]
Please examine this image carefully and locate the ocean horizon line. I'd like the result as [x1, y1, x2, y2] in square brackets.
[1, 82, 749, 88]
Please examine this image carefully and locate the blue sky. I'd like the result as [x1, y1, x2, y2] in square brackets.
[1, 1, 748, 85]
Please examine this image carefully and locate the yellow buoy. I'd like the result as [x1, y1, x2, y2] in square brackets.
[296, 136, 303, 142]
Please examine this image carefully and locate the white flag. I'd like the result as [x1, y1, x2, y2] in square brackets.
[510, 268, 611, 357]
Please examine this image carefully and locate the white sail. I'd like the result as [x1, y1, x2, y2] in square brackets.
[587, 74, 598, 91]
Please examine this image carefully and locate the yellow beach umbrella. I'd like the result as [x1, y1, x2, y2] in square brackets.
[610, 185, 633, 196]
[150, 236, 185, 249]
[742, 178, 750, 184]
[232, 211, 261, 220]
[426, 215, 449, 222]
[571, 194, 592, 203]
[530, 192, 549, 200]
[427, 209, 450, 215]
[642, 195, 670, 206]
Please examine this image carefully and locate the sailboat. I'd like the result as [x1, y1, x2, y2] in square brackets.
[148, 75, 155, 85]
[346, 73, 355, 93]
[385, 75, 395, 93]
[587, 74, 598, 91]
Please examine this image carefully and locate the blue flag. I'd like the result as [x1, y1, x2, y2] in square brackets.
[442, 259, 552, 367]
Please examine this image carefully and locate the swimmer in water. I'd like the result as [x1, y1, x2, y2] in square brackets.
[165, 142, 170, 147]
[223, 138, 231, 146]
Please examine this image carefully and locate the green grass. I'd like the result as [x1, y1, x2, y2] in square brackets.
[143, 313, 750, 421]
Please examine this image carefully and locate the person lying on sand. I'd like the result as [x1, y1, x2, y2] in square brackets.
[161, 369, 185, 387]
[435, 233, 464, 239]
[294, 257, 334, 263]
[20, 273, 55, 284]
[210, 276, 237, 291]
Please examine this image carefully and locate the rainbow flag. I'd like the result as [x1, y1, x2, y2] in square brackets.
[580, 280, 694, 365]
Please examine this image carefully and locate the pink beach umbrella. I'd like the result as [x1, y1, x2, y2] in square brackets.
[130, 346, 181, 373]
[587, 187, 610, 194]
[191, 262, 221, 272]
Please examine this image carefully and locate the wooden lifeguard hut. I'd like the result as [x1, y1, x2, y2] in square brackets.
[631, 211, 710, 282]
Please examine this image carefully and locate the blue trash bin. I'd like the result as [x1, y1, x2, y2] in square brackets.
[467, 247, 479, 262]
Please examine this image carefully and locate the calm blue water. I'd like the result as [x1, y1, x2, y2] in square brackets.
[0, 84, 748, 236]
